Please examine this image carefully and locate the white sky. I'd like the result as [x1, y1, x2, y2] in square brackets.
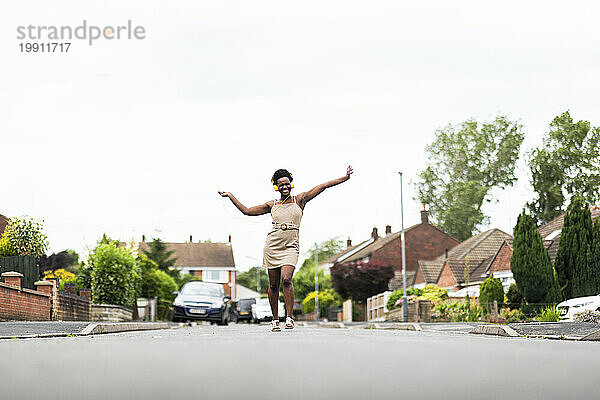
[2, 1, 599, 271]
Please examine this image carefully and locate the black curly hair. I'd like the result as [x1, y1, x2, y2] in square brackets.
[271, 169, 293, 185]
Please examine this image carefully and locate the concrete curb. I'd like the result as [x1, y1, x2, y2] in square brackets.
[470, 324, 519, 337]
[364, 323, 422, 331]
[0, 322, 170, 340]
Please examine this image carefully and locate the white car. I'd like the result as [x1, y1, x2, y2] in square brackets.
[251, 298, 285, 322]
[556, 295, 600, 321]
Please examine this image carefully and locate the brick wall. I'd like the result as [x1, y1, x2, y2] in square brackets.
[436, 261, 456, 289]
[55, 291, 91, 321]
[92, 304, 133, 322]
[371, 223, 459, 273]
[384, 300, 432, 322]
[490, 242, 512, 273]
[0, 272, 52, 321]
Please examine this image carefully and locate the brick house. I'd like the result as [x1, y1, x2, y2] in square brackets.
[335, 209, 460, 290]
[0, 213, 8, 238]
[137, 235, 237, 298]
[415, 228, 513, 295]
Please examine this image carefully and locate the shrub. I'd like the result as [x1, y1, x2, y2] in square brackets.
[0, 217, 49, 257]
[536, 306, 560, 322]
[500, 307, 525, 323]
[89, 241, 140, 308]
[479, 276, 504, 312]
[573, 310, 600, 323]
[386, 288, 421, 310]
[506, 283, 524, 309]
[419, 284, 449, 303]
[432, 300, 481, 322]
[143, 269, 178, 301]
[43, 268, 77, 291]
[302, 289, 341, 315]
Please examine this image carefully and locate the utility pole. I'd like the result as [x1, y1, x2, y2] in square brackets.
[399, 172, 408, 323]
[314, 243, 319, 321]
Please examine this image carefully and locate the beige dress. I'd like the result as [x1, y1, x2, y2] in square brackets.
[262, 196, 303, 269]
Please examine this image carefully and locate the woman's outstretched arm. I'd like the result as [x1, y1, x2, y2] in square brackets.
[218, 191, 272, 216]
[297, 165, 353, 208]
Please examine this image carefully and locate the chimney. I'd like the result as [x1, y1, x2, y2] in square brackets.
[346, 237, 352, 248]
[385, 225, 392, 235]
[228, 234, 231, 243]
[142, 235, 145, 242]
[371, 227, 378, 240]
[421, 205, 429, 224]
[190, 235, 193, 243]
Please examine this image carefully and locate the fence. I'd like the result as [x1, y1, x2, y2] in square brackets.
[366, 291, 391, 321]
[0, 256, 38, 290]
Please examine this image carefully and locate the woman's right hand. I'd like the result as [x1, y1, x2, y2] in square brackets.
[218, 191, 231, 198]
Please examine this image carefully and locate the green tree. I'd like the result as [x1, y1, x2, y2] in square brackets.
[416, 116, 524, 241]
[527, 111, 600, 224]
[292, 238, 344, 300]
[555, 197, 598, 298]
[0, 217, 49, 257]
[141, 238, 179, 280]
[511, 211, 561, 304]
[505, 283, 524, 309]
[88, 239, 141, 307]
[479, 276, 504, 311]
[236, 266, 268, 295]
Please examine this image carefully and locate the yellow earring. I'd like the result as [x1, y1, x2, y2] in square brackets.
[290, 182, 294, 188]
[273, 185, 279, 191]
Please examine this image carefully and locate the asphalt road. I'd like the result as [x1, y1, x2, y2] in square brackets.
[1, 323, 598, 400]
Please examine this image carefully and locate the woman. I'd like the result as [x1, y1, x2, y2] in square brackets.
[219, 165, 353, 331]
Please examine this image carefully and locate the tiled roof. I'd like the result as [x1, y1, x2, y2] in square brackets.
[0, 214, 8, 238]
[537, 205, 600, 239]
[537, 205, 600, 264]
[389, 270, 416, 291]
[137, 241, 235, 268]
[416, 228, 512, 285]
[419, 260, 443, 283]
[320, 240, 368, 265]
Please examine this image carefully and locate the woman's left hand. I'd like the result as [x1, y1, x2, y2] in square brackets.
[345, 165, 353, 179]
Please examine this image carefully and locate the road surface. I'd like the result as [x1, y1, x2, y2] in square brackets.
[1, 323, 597, 400]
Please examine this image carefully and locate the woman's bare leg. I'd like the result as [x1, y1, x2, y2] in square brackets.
[267, 268, 282, 319]
[281, 265, 295, 318]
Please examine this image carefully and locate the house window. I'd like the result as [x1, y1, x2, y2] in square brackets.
[202, 270, 229, 283]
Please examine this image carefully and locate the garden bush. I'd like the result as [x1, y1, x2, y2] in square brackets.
[573, 310, 600, 323]
[479, 276, 504, 312]
[500, 308, 525, 323]
[302, 289, 341, 315]
[506, 283, 524, 309]
[536, 306, 559, 322]
[88, 241, 140, 308]
[43, 268, 77, 291]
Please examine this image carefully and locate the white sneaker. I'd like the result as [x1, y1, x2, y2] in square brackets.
[285, 317, 295, 329]
[271, 319, 281, 332]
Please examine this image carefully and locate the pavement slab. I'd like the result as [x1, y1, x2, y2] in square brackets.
[509, 322, 600, 339]
[0, 321, 170, 339]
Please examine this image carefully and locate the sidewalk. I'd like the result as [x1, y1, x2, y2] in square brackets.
[299, 320, 600, 341]
[0, 321, 170, 339]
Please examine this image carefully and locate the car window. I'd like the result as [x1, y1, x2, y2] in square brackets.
[182, 283, 224, 297]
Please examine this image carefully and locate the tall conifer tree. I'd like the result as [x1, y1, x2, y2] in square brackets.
[511, 211, 561, 304]
[555, 197, 596, 298]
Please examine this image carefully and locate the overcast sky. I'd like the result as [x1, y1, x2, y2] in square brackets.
[2, 1, 599, 271]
